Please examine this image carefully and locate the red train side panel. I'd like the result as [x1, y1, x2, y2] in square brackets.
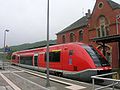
[11, 42, 111, 81]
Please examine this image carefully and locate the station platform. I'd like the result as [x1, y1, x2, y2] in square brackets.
[0, 65, 119, 90]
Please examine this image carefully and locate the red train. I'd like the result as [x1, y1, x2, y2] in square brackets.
[11, 42, 111, 81]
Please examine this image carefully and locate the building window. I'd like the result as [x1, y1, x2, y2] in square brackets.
[97, 44, 112, 65]
[79, 30, 83, 41]
[101, 25, 105, 36]
[99, 16, 109, 37]
[97, 16, 109, 37]
[106, 26, 109, 36]
[98, 2, 104, 9]
[70, 32, 75, 42]
[62, 35, 66, 43]
[97, 28, 101, 37]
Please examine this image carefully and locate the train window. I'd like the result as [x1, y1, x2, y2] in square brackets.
[20, 56, 33, 65]
[12, 55, 16, 59]
[45, 51, 61, 62]
[34, 56, 38, 66]
[81, 45, 110, 67]
[69, 50, 74, 55]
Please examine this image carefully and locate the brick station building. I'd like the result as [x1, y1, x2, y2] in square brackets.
[56, 0, 120, 69]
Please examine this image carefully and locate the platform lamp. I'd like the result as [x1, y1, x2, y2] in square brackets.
[3, 29, 9, 70]
[46, 0, 51, 87]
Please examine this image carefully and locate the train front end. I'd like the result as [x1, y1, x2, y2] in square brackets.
[64, 44, 111, 81]
[80, 45, 111, 81]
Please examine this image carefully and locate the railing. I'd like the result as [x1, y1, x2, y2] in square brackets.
[0, 62, 10, 69]
[91, 72, 120, 90]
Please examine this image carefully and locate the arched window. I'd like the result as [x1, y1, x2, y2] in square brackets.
[97, 28, 101, 37]
[70, 32, 75, 42]
[79, 30, 83, 41]
[62, 35, 66, 43]
[106, 26, 109, 36]
[97, 44, 112, 65]
[101, 25, 105, 36]
[100, 16, 106, 37]
[97, 16, 109, 37]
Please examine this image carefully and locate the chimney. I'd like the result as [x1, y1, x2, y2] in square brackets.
[88, 9, 91, 16]
[86, 9, 91, 18]
[85, 13, 88, 17]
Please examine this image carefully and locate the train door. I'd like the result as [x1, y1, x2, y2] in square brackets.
[62, 46, 73, 71]
[34, 53, 38, 66]
[17, 55, 20, 64]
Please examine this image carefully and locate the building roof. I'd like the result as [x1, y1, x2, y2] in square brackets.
[107, 0, 120, 10]
[57, 16, 88, 35]
[92, 34, 120, 43]
[56, 0, 120, 35]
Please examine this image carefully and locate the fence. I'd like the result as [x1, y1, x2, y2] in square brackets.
[0, 62, 10, 69]
[91, 72, 120, 90]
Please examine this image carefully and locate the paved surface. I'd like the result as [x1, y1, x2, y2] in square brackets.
[0, 64, 119, 90]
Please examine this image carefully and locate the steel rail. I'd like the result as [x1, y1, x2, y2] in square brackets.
[91, 72, 120, 90]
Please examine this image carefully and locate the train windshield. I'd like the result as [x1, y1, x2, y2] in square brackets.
[81, 45, 110, 67]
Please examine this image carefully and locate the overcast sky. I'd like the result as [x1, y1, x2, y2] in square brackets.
[0, 0, 120, 48]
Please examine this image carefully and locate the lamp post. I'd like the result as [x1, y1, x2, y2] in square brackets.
[3, 29, 9, 69]
[46, 0, 50, 87]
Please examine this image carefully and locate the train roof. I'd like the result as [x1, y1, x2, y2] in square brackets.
[12, 42, 85, 54]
